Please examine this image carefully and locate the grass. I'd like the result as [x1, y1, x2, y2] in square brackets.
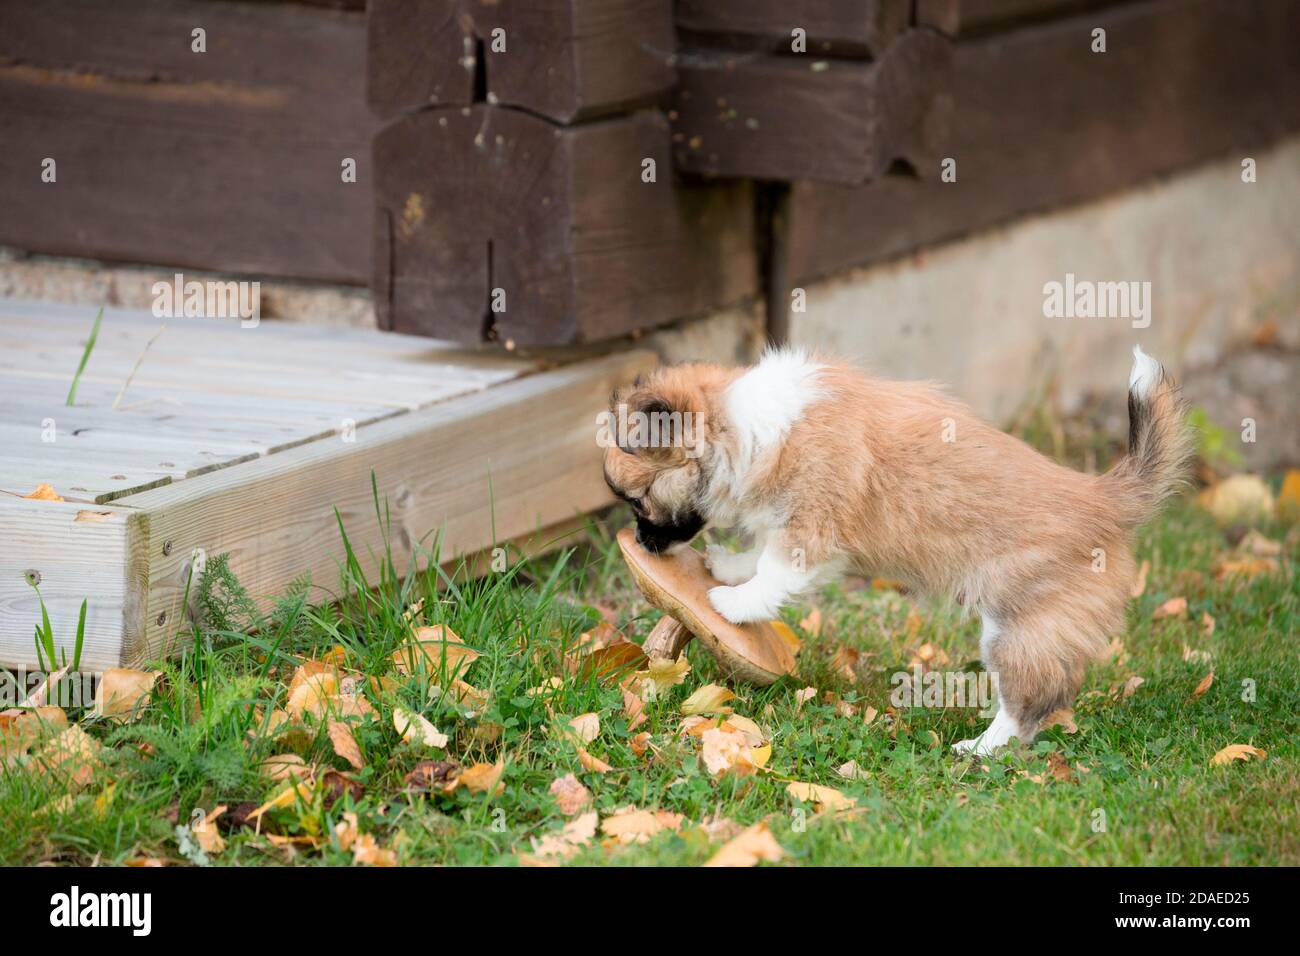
[2, 484, 1294, 867]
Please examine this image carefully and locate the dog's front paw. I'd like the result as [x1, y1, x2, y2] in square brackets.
[705, 545, 758, 585]
[707, 584, 781, 624]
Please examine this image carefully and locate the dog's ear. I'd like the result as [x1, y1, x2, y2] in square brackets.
[618, 387, 695, 460]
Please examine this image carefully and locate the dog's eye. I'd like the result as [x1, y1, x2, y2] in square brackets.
[627, 497, 643, 512]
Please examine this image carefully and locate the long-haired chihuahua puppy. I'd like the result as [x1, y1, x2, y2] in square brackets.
[603, 347, 1192, 754]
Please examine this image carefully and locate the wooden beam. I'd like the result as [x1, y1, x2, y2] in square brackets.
[0, 0, 375, 283]
[916, 0, 1141, 37]
[676, 0, 912, 58]
[373, 105, 758, 344]
[788, 0, 1300, 281]
[114, 350, 656, 666]
[366, 0, 675, 123]
[672, 30, 952, 183]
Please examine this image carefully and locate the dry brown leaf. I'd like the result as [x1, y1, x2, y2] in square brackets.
[24, 483, 63, 501]
[567, 712, 600, 745]
[785, 781, 856, 812]
[549, 773, 591, 816]
[286, 670, 339, 720]
[0, 705, 67, 758]
[1277, 469, 1300, 522]
[193, 805, 227, 855]
[703, 820, 785, 867]
[909, 641, 949, 670]
[576, 748, 612, 773]
[600, 806, 684, 845]
[328, 720, 365, 770]
[1200, 612, 1216, 638]
[700, 726, 768, 778]
[353, 833, 397, 866]
[1042, 708, 1077, 734]
[1239, 529, 1282, 557]
[1213, 556, 1280, 582]
[1197, 474, 1274, 525]
[798, 607, 823, 637]
[94, 668, 161, 721]
[1152, 597, 1188, 621]
[1121, 676, 1145, 699]
[459, 760, 505, 795]
[621, 688, 646, 732]
[635, 656, 691, 696]
[392, 624, 478, 676]
[836, 760, 870, 781]
[681, 684, 736, 716]
[630, 732, 652, 758]
[1190, 671, 1214, 700]
[531, 811, 597, 859]
[34, 724, 101, 789]
[793, 686, 817, 712]
[392, 707, 448, 748]
[1210, 744, 1267, 766]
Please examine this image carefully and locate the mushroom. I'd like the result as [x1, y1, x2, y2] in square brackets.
[616, 528, 797, 686]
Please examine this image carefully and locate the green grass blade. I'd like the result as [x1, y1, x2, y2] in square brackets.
[65, 305, 104, 406]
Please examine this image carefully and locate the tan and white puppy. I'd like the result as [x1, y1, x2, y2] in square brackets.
[602, 347, 1192, 754]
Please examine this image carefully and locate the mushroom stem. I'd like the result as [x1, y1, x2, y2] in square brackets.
[642, 616, 693, 661]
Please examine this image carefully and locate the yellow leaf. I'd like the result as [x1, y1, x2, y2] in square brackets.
[392, 707, 448, 748]
[193, 805, 227, 855]
[1277, 469, 1300, 522]
[249, 780, 313, 821]
[94, 668, 161, 721]
[24, 483, 63, 501]
[635, 656, 691, 696]
[680, 684, 736, 716]
[1210, 744, 1267, 766]
[1197, 474, 1274, 526]
[260, 753, 309, 782]
[286, 671, 339, 720]
[459, 760, 505, 795]
[328, 720, 365, 770]
[785, 781, 856, 812]
[700, 726, 762, 778]
[703, 820, 785, 867]
[352, 833, 397, 867]
[392, 624, 478, 677]
[34, 724, 101, 790]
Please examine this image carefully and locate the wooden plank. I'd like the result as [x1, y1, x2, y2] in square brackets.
[0, 0, 376, 283]
[0, 497, 141, 673]
[367, 0, 675, 123]
[672, 30, 952, 183]
[676, 0, 911, 58]
[916, 0, 1139, 36]
[787, 0, 1300, 281]
[116, 350, 657, 665]
[374, 106, 758, 344]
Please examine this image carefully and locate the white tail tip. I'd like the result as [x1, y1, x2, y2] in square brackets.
[1129, 345, 1162, 398]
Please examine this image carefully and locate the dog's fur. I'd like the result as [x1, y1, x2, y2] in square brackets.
[603, 347, 1192, 754]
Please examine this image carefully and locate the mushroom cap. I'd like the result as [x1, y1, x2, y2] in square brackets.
[616, 528, 796, 686]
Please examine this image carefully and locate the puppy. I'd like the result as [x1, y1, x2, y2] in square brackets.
[602, 347, 1192, 754]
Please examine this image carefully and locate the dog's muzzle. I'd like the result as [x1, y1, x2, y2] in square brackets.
[634, 512, 705, 554]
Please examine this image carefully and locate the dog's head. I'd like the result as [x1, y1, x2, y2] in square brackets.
[601, 365, 733, 553]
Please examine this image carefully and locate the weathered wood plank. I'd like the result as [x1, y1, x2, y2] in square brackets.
[676, 0, 911, 58]
[116, 350, 656, 665]
[787, 0, 1300, 281]
[0, 0, 376, 282]
[0, 497, 141, 673]
[367, 0, 674, 123]
[672, 30, 952, 183]
[916, 0, 1139, 36]
[374, 106, 758, 344]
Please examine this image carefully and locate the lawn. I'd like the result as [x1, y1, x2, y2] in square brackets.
[2, 485, 1296, 867]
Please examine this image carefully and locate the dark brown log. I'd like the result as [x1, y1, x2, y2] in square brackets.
[366, 0, 675, 123]
[672, 30, 952, 184]
[788, 0, 1300, 282]
[676, 0, 911, 59]
[0, 0, 375, 283]
[916, 0, 1140, 37]
[373, 106, 758, 344]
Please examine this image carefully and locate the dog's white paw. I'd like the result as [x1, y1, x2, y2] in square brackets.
[707, 584, 780, 624]
[952, 735, 986, 756]
[705, 545, 758, 586]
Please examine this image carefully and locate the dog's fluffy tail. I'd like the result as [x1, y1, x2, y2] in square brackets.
[1103, 346, 1195, 528]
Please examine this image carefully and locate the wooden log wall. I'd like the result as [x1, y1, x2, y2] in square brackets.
[0, 0, 377, 284]
[785, 0, 1300, 285]
[368, 0, 759, 345]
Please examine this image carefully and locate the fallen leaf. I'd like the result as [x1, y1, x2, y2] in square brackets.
[392, 707, 448, 748]
[1200, 613, 1216, 638]
[193, 806, 227, 855]
[1213, 556, 1280, 582]
[0, 705, 67, 758]
[429, 679, 489, 715]
[1121, 676, 1145, 699]
[600, 806, 684, 845]
[635, 656, 691, 697]
[549, 773, 591, 816]
[328, 720, 365, 770]
[576, 748, 612, 773]
[353, 833, 397, 866]
[392, 624, 478, 677]
[531, 811, 597, 859]
[700, 726, 766, 778]
[566, 712, 600, 745]
[286, 670, 339, 720]
[798, 607, 823, 637]
[1042, 708, 1077, 734]
[404, 759, 460, 794]
[908, 641, 949, 670]
[33, 724, 101, 789]
[1190, 671, 1214, 700]
[630, 732, 652, 758]
[681, 684, 736, 716]
[836, 760, 870, 781]
[621, 688, 646, 732]
[704, 821, 785, 867]
[1210, 744, 1267, 766]
[24, 483, 63, 501]
[248, 780, 313, 821]
[458, 760, 505, 795]
[785, 781, 856, 812]
[1046, 751, 1075, 783]
[1130, 559, 1150, 598]
[1277, 469, 1300, 522]
[794, 687, 817, 711]
[1152, 597, 1188, 621]
[1239, 529, 1282, 557]
[94, 668, 161, 721]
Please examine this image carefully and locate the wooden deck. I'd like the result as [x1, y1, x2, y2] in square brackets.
[0, 299, 654, 671]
